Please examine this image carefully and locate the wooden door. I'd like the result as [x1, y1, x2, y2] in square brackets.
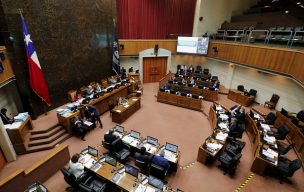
[0, 147, 6, 171]
[143, 57, 167, 83]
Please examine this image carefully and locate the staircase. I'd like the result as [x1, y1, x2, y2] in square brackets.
[23, 124, 71, 154]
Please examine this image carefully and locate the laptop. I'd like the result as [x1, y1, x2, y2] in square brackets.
[148, 175, 164, 189]
[147, 136, 158, 146]
[125, 164, 139, 178]
[88, 146, 98, 157]
[165, 142, 178, 153]
[115, 125, 124, 133]
[130, 130, 140, 139]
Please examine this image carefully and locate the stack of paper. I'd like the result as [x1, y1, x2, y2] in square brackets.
[56, 108, 70, 115]
[14, 112, 29, 122]
[207, 142, 223, 150]
[216, 132, 228, 141]
[84, 158, 95, 168]
[133, 99, 138, 101]
[91, 163, 102, 172]
[122, 136, 134, 144]
[264, 135, 276, 143]
[116, 110, 121, 113]
[66, 104, 75, 110]
[254, 114, 260, 119]
[220, 114, 228, 120]
[124, 105, 129, 108]
[164, 150, 177, 162]
[84, 121, 93, 126]
[216, 106, 222, 111]
[146, 186, 156, 192]
[135, 184, 147, 192]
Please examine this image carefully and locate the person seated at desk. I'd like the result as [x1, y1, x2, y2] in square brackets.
[235, 108, 246, 125]
[94, 83, 103, 93]
[104, 128, 118, 144]
[176, 69, 182, 75]
[71, 115, 89, 141]
[189, 76, 196, 85]
[181, 65, 187, 71]
[86, 85, 94, 97]
[85, 105, 103, 129]
[171, 76, 177, 82]
[129, 67, 134, 73]
[183, 71, 190, 78]
[189, 65, 194, 72]
[0, 108, 14, 124]
[121, 67, 126, 79]
[110, 76, 116, 85]
[228, 118, 238, 132]
[163, 83, 170, 90]
[225, 105, 241, 116]
[211, 80, 219, 89]
[74, 90, 83, 102]
[152, 150, 170, 171]
[117, 74, 122, 83]
[118, 95, 128, 106]
[69, 153, 86, 178]
[135, 147, 153, 166]
[179, 78, 186, 85]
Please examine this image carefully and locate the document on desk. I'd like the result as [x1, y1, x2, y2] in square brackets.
[134, 184, 146, 192]
[116, 110, 121, 113]
[264, 135, 276, 143]
[122, 136, 134, 144]
[84, 121, 93, 126]
[80, 154, 92, 164]
[146, 186, 156, 192]
[133, 98, 138, 101]
[144, 144, 157, 153]
[254, 114, 260, 118]
[84, 158, 95, 168]
[4, 124, 11, 129]
[216, 106, 222, 110]
[220, 114, 228, 120]
[130, 140, 139, 147]
[164, 150, 177, 162]
[10, 122, 22, 129]
[91, 163, 102, 172]
[261, 124, 270, 129]
[207, 143, 223, 150]
[216, 132, 228, 141]
[124, 105, 129, 108]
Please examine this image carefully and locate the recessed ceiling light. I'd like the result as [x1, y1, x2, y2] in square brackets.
[297, 2, 301, 4]
[285, 11, 289, 13]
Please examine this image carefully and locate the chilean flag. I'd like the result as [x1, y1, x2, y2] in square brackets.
[22, 17, 51, 106]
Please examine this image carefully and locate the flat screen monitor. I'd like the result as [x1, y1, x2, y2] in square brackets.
[187, 83, 194, 87]
[148, 175, 164, 189]
[88, 146, 98, 157]
[105, 155, 117, 167]
[168, 80, 173, 84]
[181, 92, 187, 97]
[147, 136, 158, 146]
[180, 69, 184, 72]
[130, 130, 140, 139]
[170, 90, 176, 94]
[126, 79, 130, 83]
[82, 98, 90, 104]
[203, 71, 209, 75]
[209, 87, 215, 91]
[187, 69, 192, 72]
[198, 85, 204, 89]
[125, 164, 139, 178]
[192, 94, 199, 99]
[177, 37, 209, 54]
[195, 70, 201, 73]
[115, 84, 120, 89]
[159, 88, 165, 92]
[115, 125, 124, 133]
[165, 142, 178, 153]
[178, 82, 183, 85]
[250, 110, 254, 118]
[175, 74, 179, 77]
[107, 88, 113, 93]
[281, 108, 288, 116]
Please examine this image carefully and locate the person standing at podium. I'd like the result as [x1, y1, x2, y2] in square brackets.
[0, 108, 14, 124]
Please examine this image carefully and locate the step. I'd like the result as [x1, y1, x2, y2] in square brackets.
[29, 124, 60, 135]
[29, 126, 64, 141]
[26, 133, 71, 153]
[28, 129, 67, 147]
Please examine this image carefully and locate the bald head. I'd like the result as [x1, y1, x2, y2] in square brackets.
[159, 150, 165, 157]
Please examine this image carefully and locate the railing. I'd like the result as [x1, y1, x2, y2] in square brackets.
[159, 71, 172, 89]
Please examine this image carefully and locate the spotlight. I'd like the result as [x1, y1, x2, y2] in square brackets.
[119, 44, 124, 50]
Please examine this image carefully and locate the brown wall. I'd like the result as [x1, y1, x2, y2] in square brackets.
[143, 57, 168, 83]
[0, 48, 14, 84]
[0, 0, 117, 118]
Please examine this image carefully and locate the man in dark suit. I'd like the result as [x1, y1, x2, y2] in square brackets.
[183, 71, 190, 78]
[189, 65, 194, 72]
[162, 83, 170, 90]
[117, 74, 122, 83]
[0, 108, 14, 124]
[189, 77, 196, 84]
[225, 105, 241, 115]
[211, 80, 219, 89]
[228, 118, 238, 132]
[235, 108, 246, 124]
[104, 128, 118, 144]
[134, 147, 153, 171]
[86, 105, 103, 128]
[152, 150, 170, 171]
[71, 115, 88, 141]
[176, 69, 181, 75]
[171, 76, 177, 82]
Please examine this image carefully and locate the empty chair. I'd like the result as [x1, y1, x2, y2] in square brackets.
[173, 85, 180, 92]
[228, 124, 245, 141]
[271, 125, 289, 140]
[270, 35, 282, 41]
[249, 89, 257, 96]
[211, 76, 218, 80]
[264, 94, 280, 109]
[111, 138, 131, 163]
[277, 141, 295, 156]
[279, 35, 291, 41]
[197, 66, 202, 70]
[195, 74, 201, 78]
[218, 153, 242, 175]
[225, 141, 246, 157]
[273, 157, 302, 184]
[237, 85, 244, 92]
[61, 167, 87, 191]
[297, 110, 304, 122]
[150, 163, 168, 181]
[248, 27, 254, 30]
[135, 159, 150, 174]
[203, 68, 209, 73]
[183, 88, 190, 94]
[256, 35, 266, 41]
[264, 112, 278, 125]
[201, 77, 208, 81]
[291, 36, 302, 42]
[79, 176, 107, 192]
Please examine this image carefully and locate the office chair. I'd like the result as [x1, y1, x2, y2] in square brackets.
[197, 66, 202, 70]
[273, 156, 301, 184]
[102, 141, 112, 155]
[111, 138, 131, 163]
[264, 112, 278, 125]
[225, 141, 246, 157]
[228, 124, 245, 141]
[201, 77, 208, 81]
[195, 74, 201, 78]
[271, 125, 289, 140]
[203, 68, 209, 73]
[249, 89, 257, 97]
[61, 167, 87, 191]
[135, 159, 150, 174]
[264, 94, 280, 109]
[173, 85, 180, 93]
[297, 110, 304, 122]
[150, 163, 168, 182]
[218, 153, 242, 175]
[79, 176, 107, 192]
[237, 85, 244, 92]
[167, 84, 171, 90]
[183, 88, 190, 94]
[211, 76, 218, 81]
[277, 141, 295, 156]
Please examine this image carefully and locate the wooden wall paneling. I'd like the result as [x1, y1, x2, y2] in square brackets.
[0, 49, 15, 84]
[264, 50, 295, 74]
[143, 57, 167, 83]
[245, 47, 268, 69]
[290, 53, 304, 83]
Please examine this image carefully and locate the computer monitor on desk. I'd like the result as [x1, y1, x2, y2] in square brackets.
[159, 88, 165, 92]
[250, 110, 254, 118]
[114, 84, 120, 89]
[168, 80, 173, 84]
[105, 155, 117, 167]
[187, 69, 192, 72]
[188, 83, 194, 87]
[177, 82, 183, 85]
[209, 87, 215, 91]
[130, 130, 140, 139]
[107, 88, 113, 93]
[148, 175, 164, 189]
[147, 136, 158, 146]
[88, 146, 98, 157]
[115, 125, 124, 133]
[82, 97, 90, 104]
[177, 189, 184, 192]
[165, 142, 178, 153]
[281, 108, 288, 116]
[181, 92, 187, 97]
[192, 94, 199, 99]
[125, 164, 139, 178]
[170, 90, 176, 94]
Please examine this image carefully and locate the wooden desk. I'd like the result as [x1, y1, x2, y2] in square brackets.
[129, 73, 140, 81]
[227, 89, 255, 107]
[189, 72, 211, 79]
[25, 181, 50, 192]
[112, 97, 141, 124]
[57, 111, 81, 135]
[6, 115, 34, 154]
[157, 91, 202, 111]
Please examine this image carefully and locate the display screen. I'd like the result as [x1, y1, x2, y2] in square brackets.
[115, 125, 124, 133]
[148, 175, 164, 189]
[105, 155, 117, 167]
[165, 142, 178, 153]
[147, 136, 158, 146]
[88, 146, 98, 157]
[130, 130, 140, 139]
[177, 37, 209, 54]
[125, 164, 139, 177]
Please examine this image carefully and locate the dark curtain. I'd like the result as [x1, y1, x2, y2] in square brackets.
[117, 0, 196, 39]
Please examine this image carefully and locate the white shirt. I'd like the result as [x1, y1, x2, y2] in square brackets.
[69, 160, 84, 178]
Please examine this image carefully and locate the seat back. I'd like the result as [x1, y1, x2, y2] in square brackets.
[102, 141, 111, 151]
[236, 142, 246, 153]
[277, 125, 289, 139]
[249, 89, 257, 96]
[270, 94, 280, 103]
[78, 183, 93, 192]
[266, 112, 278, 125]
[231, 153, 242, 165]
[184, 88, 190, 94]
[297, 110, 304, 122]
[212, 76, 218, 80]
[200, 82, 206, 87]
[167, 84, 171, 90]
[195, 74, 200, 78]
[111, 138, 124, 152]
[197, 66, 202, 70]
[283, 143, 295, 155]
[201, 77, 208, 81]
[61, 167, 77, 187]
[288, 159, 302, 177]
[237, 85, 244, 92]
[150, 163, 166, 181]
[135, 159, 148, 172]
[203, 68, 209, 73]
[173, 85, 180, 92]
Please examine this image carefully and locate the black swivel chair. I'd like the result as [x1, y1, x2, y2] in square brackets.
[277, 141, 295, 156]
[273, 156, 302, 184]
[203, 68, 209, 73]
[61, 167, 87, 191]
[228, 124, 245, 141]
[102, 141, 112, 155]
[79, 176, 107, 192]
[195, 74, 201, 79]
[197, 66, 202, 70]
[111, 138, 131, 163]
[225, 141, 246, 157]
[271, 125, 289, 140]
[150, 163, 168, 182]
[183, 88, 190, 94]
[237, 85, 244, 92]
[211, 76, 218, 81]
[264, 112, 278, 125]
[135, 159, 151, 174]
[173, 85, 180, 93]
[218, 153, 242, 175]
[199, 82, 206, 88]
[167, 84, 171, 90]
[201, 77, 208, 81]
[249, 89, 257, 97]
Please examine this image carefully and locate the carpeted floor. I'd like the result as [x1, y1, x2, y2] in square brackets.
[1, 82, 303, 192]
